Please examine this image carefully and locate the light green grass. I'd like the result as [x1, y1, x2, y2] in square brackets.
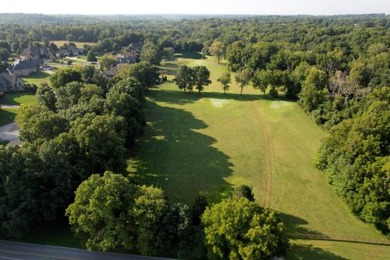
[51, 41, 96, 49]
[128, 53, 389, 258]
[287, 239, 390, 260]
[22, 71, 51, 86]
[0, 92, 36, 105]
[0, 108, 18, 125]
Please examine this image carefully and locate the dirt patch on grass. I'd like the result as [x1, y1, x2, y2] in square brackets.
[210, 98, 229, 108]
[271, 101, 293, 109]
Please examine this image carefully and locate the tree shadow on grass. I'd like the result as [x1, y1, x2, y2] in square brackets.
[286, 243, 348, 260]
[0, 109, 18, 126]
[147, 88, 268, 106]
[129, 100, 234, 204]
[159, 62, 179, 76]
[279, 212, 329, 238]
[174, 52, 203, 60]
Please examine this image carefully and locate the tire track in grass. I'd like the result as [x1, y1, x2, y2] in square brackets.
[252, 100, 275, 208]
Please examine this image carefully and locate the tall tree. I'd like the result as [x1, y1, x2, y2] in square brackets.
[66, 172, 138, 251]
[217, 71, 231, 94]
[193, 66, 211, 93]
[209, 41, 225, 64]
[175, 65, 194, 92]
[86, 50, 97, 62]
[141, 41, 162, 65]
[99, 53, 116, 71]
[252, 70, 269, 95]
[202, 197, 289, 259]
[235, 68, 252, 95]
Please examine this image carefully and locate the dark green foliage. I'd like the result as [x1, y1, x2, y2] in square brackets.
[50, 68, 82, 89]
[36, 84, 57, 111]
[234, 185, 255, 202]
[174, 65, 195, 92]
[141, 41, 162, 65]
[0, 61, 150, 237]
[202, 197, 289, 259]
[191, 193, 209, 226]
[105, 77, 145, 147]
[118, 62, 160, 92]
[86, 50, 97, 62]
[316, 87, 390, 234]
[19, 111, 69, 143]
[66, 172, 194, 257]
[193, 66, 212, 93]
[66, 172, 138, 251]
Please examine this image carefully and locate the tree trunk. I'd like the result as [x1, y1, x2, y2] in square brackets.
[240, 87, 244, 95]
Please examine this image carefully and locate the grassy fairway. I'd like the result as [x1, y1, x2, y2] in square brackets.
[128, 53, 389, 258]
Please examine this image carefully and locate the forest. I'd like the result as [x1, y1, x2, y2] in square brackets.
[0, 13, 389, 258]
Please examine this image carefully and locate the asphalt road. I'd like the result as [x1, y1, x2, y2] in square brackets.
[0, 240, 169, 260]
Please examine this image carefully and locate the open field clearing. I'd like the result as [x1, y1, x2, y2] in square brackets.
[128, 53, 390, 258]
[50, 41, 96, 48]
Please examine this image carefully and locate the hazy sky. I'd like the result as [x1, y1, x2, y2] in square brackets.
[2, 0, 390, 15]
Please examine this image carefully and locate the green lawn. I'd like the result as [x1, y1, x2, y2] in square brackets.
[50, 40, 96, 49]
[22, 71, 51, 86]
[0, 92, 37, 105]
[0, 108, 18, 125]
[128, 53, 390, 258]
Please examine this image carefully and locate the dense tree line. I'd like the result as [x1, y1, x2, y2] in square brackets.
[0, 12, 389, 243]
[0, 63, 157, 237]
[315, 87, 390, 234]
[66, 173, 288, 258]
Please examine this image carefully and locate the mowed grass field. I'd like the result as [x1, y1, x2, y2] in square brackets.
[50, 41, 96, 49]
[128, 53, 390, 258]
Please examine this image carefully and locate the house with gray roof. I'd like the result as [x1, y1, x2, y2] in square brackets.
[8, 59, 43, 77]
[116, 51, 138, 65]
[20, 46, 49, 61]
[0, 73, 26, 93]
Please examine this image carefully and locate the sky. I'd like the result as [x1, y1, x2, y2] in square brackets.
[2, 0, 390, 15]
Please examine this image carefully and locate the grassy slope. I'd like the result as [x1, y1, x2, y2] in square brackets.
[0, 92, 37, 105]
[128, 53, 390, 258]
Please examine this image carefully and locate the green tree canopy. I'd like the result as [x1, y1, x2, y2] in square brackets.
[209, 41, 225, 64]
[50, 68, 82, 89]
[140, 41, 162, 65]
[193, 66, 211, 93]
[217, 71, 231, 94]
[202, 197, 289, 259]
[86, 50, 97, 62]
[99, 53, 116, 71]
[235, 68, 252, 95]
[66, 172, 138, 251]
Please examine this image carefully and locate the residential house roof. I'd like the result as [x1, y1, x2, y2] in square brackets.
[9, 59, 43, 71]
[20, 46, 49, 60]
[116, 51, 138, 64]
[0, 73, 25, 92]
[104, 67, 119, 78]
